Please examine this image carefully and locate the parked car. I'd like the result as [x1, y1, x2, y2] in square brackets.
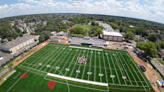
[139, 65, 146, 72]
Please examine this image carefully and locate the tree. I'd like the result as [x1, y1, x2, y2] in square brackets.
[89, 26, 102, 36]
[155, 43, 161, 52]
[124, 32, 135, 40]
[148, 34, 157, 42]
[61, 29, 67, 32]
[39, 35, 45, 42]
[119, 25, 124, 32]
[144, 42, 157, 57]
[109, 23, 118, 30]
[91, 21, 99, 26]
[137, 42, 157, 57]
[1, 40, 5, 43]
[70, 26, 85, 35]
[160, 40, 164, 49]
[7, 37, 12, 41]
[96, 28, 103, 36]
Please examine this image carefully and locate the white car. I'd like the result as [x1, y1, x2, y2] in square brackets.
[156, 80, 162, 87]
[0, 57, 4, 60]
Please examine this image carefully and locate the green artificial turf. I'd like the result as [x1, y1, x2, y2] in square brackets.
[0, 43, 154, 92]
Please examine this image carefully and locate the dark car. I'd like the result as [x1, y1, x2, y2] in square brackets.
[140, 65, 146, 72]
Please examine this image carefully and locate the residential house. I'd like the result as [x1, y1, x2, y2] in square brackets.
[135, 35, 145, 42]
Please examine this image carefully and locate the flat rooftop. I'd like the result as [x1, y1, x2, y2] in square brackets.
[0, 35, 38, 50]
[103, 30, 123, 37]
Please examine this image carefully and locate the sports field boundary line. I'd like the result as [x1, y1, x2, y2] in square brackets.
[39, 46, 65, 71]
[69, 46, 103, 51]
[13, 72, 21, 79]
[47, 73, 108, 86]
[52, 46, 72, 74]
[107, 83, 149, 87]
[126, 53, 150, 88]
[44, 77, 108, 92]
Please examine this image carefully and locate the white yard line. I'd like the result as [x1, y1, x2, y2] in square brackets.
[101, 51, 109, 91]
[87, 51, 93, 80]
[13, 72, 21, 79]
[69, 46, 103, 51]
[60, 48, 76, 75]
[94, 50, 96, 81]
[105, 52, 114, 84]
[44, 46, 69, 74]
[117, 53, 136, 86]
[109, 52, 121, 84]
[29, 45, 58, 69]
[75, 49, 85, 78]
[116, 53, 134, 86]
[126, 53, 149, 87]
[7, 45, 51, 92]
[52, 46, 72, 73]
[69, 49, 83, 77]
[81, 49, 89, 79]
[44, 77, 108, 92]
[107, 83, 149, 87]
[47, 73, 108, 86]
[38, 46, 64, 71]
[126, 53, 149, 91]
[21, 45, 52, 65]
[120, 53, 141, 85]
[46, 61, 132, 72]
[7, 72, 28, 92]
[63, 48, 80, 76]
[113, 52, 127, 85]
[19, 65, 47, 74]
[98, 51, 102, 82]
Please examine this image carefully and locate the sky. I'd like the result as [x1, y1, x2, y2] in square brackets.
[0, 0, 164, 24]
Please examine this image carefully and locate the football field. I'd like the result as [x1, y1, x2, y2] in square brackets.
[0, 43, 154, 92]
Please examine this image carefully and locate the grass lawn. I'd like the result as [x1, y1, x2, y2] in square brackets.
[0, 43, 154, 92]
[75, 25, 91, 36]
[158, 59, 164, 64]
[76, 25, 91, 31]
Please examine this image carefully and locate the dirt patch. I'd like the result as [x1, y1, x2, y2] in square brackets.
[106, 41, 125, 50]
[12, 41, 49, 68]
[127, 50, 163, 92]
[67, 24, 77, 33]
[48, 81, 57, 89]
[19, 73, 28, 79]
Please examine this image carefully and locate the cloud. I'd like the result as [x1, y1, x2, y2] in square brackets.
[19, 0, 39, 3]
[0, 0, 163, 24]
[69, 0, 92, 2]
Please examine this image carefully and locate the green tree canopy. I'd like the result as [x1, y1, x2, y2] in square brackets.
[159, 40, 164, 49]
[124, 32, 135, 40]
[39, 35, 45, 42]
[109, 22, 118, 30]
[70, 26, 85, 35]
[148, 34, 157, 42]
[89, 26, 103, 36]
[136, 42, 157, 57]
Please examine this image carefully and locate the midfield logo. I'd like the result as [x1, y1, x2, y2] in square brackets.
[77, 56, 87, 64]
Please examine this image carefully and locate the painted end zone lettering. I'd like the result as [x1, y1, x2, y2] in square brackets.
[47, 73, 108, 86]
